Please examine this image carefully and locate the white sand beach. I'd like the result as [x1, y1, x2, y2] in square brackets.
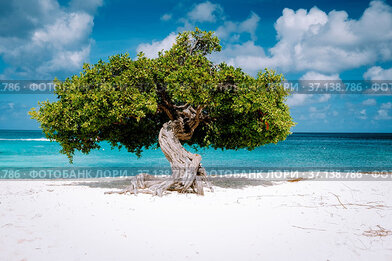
[1, 177, 392, 261]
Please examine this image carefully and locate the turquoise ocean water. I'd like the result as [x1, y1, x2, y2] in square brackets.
[0, 130, 392, 178]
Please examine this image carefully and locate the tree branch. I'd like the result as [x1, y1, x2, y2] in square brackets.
[173, 103, 189, 109]
[171, 104, 207, 141]
[189, 39, 199, 55]
[158, 104, 174, 121]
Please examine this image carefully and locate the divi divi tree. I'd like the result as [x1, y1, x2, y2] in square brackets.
[30, 28, 295, 196]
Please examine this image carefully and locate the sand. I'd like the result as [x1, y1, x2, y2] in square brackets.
[1, 178, 392, 261]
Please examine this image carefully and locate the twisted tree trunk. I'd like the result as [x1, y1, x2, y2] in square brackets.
[105, 121, 213, 196]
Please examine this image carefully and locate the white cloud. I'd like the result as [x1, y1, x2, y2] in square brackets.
[35, 45, 91, 76]
[364, 66, 392, 80]
[286, 72, 339, 106]
[286, 93, 331, 107]
[216, 12, 260, 41]
[187, 1, 221, 23]
[271, 1, 392, 73]
[286, 94, 309, 107]
[142, 0, 392, 84]
[136, 33, 177, 58]
[375, 109, 392, 120]
[275, 7, 328, 42]
[214, 1, 392, 75]
[358, 109, 367, 120]
[300, 71, 341, 81]
[161, 13, 172, 21]
[32, 12, 93, 47]
[211, 41, 265, 70]
[362, 98, 377, 106]
[288, 94, 333, 106]
[0, 0, 57, 38]
[374, 102, 392, 120]
[0, 0, 100, 79]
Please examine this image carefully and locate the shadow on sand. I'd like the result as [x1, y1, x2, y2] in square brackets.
[71, 176, 277, 190]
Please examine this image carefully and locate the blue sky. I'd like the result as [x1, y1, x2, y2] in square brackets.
[0, 0, 391, 132]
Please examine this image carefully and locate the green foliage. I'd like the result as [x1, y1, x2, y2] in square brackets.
[30, 28, 295, 162]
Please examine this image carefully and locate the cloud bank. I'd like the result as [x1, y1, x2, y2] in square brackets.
[0, 0, 102, 79]
[218, 1, 392, 75]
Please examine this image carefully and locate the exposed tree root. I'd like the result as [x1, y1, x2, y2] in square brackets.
[105, 121, 213, 196]
[104, 171, 213, 196]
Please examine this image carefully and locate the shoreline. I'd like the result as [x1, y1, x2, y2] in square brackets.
[1, 170, 392, 183]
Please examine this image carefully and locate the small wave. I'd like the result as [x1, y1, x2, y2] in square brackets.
[0, 138, 49, 141]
